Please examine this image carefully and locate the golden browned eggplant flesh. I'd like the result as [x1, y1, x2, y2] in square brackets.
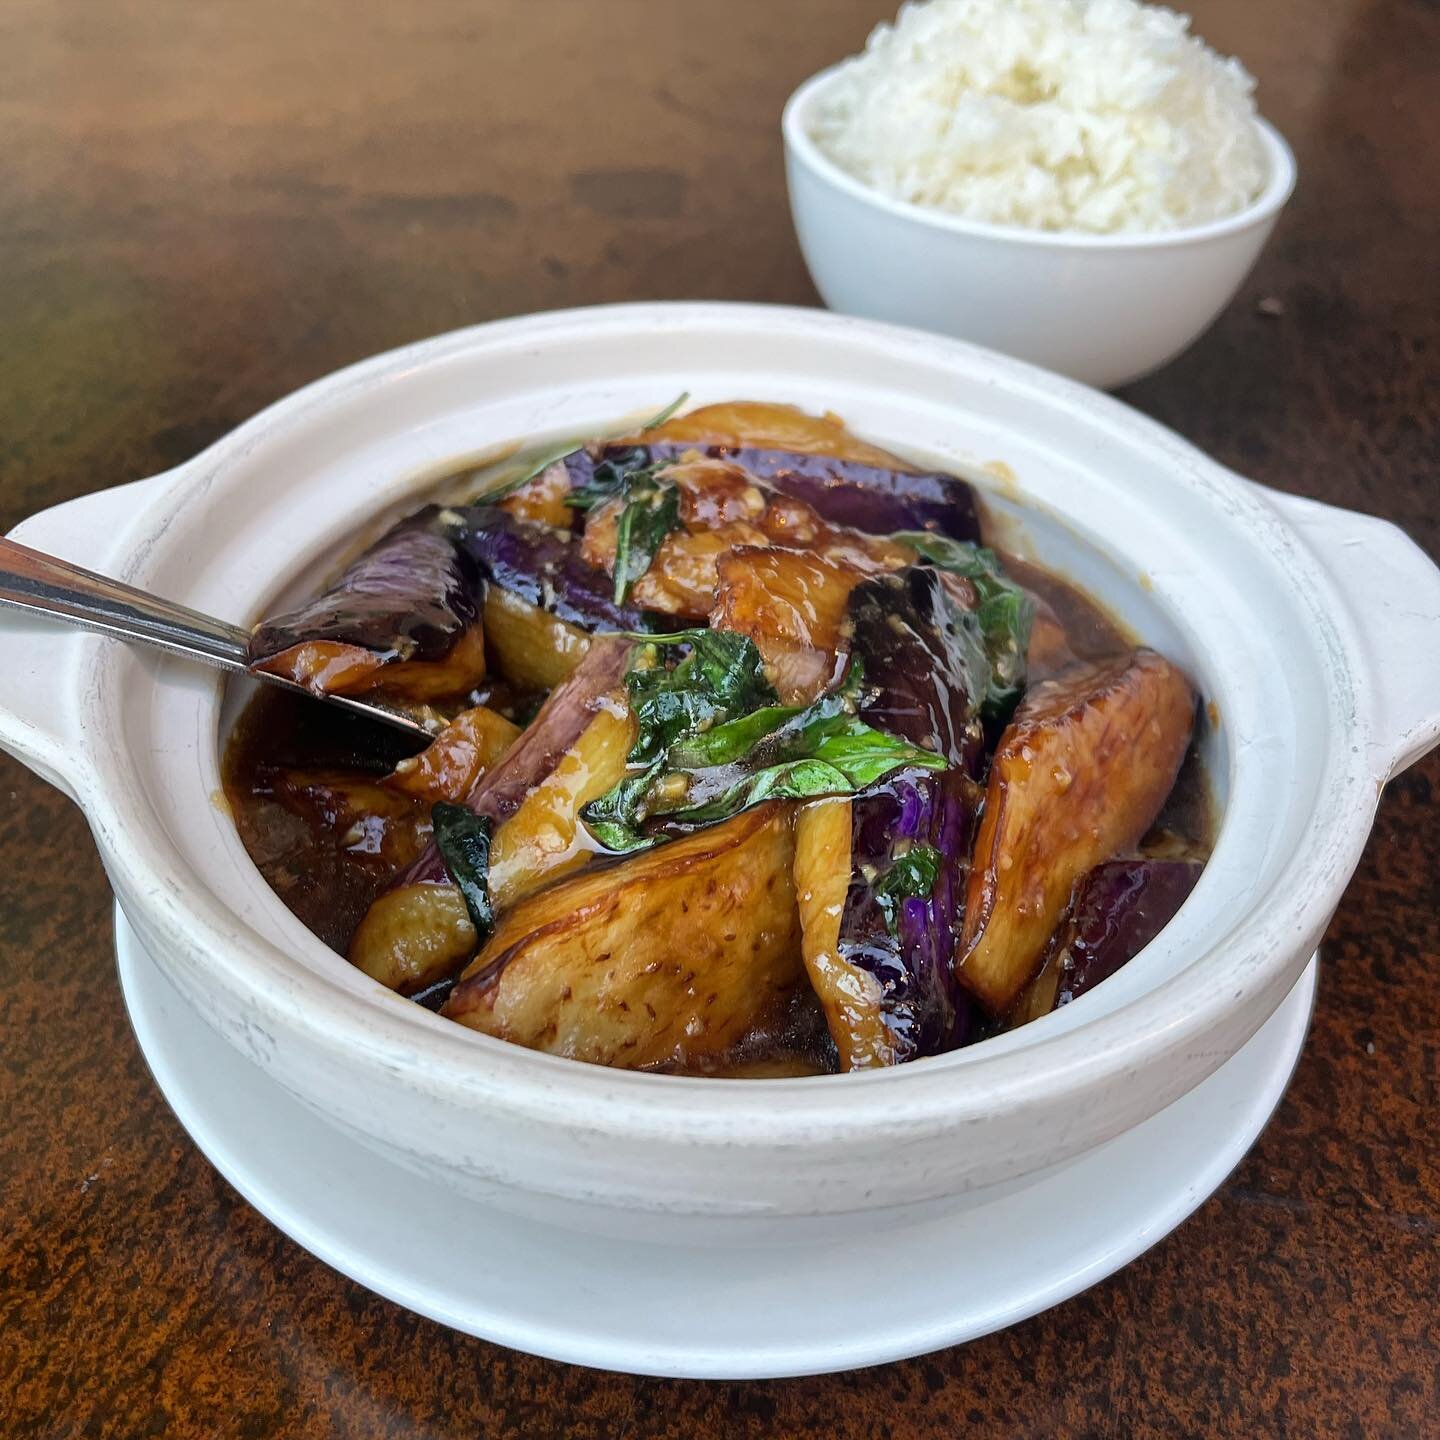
[224, 400, 1214, 1075]
[957, 651, 1197, 1015]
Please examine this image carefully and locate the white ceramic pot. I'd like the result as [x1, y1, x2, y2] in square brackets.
[3, 304, 1436, 1247]
[782, 65, 1297, 390]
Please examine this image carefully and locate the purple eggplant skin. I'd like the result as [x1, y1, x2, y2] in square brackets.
[828, 567, 992, 1061]
[837, 767, 978, 1062]
[847, 567, 989, 775]
[457, 504, 675, 634]
[561, 449, 599, 495]
[1051, 858, 1204, 1007]
[624, 442, 981, 542]
[248, 506, 479, 666]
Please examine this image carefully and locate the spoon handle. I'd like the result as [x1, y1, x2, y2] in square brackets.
[0, 535, 436, 740]
[0, 536, 251, 669]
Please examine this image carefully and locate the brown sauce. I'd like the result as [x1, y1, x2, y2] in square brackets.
[224, 690, 428, 951]
[1000, 552, 1130, 663]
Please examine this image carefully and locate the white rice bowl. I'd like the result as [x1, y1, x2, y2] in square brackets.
[808, 0, 1270, 234]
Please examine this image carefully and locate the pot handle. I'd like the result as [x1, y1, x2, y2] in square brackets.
[0, 474, 179, 800]
[1264, 488, 1440, 780]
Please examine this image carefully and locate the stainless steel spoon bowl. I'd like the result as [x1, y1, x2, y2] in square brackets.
[0, 535, 436, 740]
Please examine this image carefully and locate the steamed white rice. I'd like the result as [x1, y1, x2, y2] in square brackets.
[808, 0, 1269, 234]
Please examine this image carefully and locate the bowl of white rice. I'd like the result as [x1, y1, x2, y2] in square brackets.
[782, 0, 1296, 388]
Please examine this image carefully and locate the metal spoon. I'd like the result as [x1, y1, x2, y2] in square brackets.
[0, 536, 436, 740]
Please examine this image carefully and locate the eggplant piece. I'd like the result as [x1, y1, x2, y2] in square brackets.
[711, 546, 862, 704]
[248, 506, 485, 701]
[459, 504, 672, 633]
[788, 567, 989, 1063]
[498, 401, 979, 551]
[578, 456, 909, 624]
[794, 800, 892, 1069]
[589, 400, 981, 541]
[349, 881, 476, 995]
[795, 769, 977, 1068]
[405, 635, 631, 879]
[442, 803, 805, 1069]
[622, 442, 979, 542]
[847, 566, 990, 774]
[632, 400, 980, 539]
[497, 458, 576, 529]
[754, 490, 915, 573]
[486, 705, 636, 909]
[1053, 857, 1203, 1003]
[385, 704, 520, 804]
[348, 638, 633, 984]
[957, 651, 1197, 1015]
[647, 452, 901, 574]
[581, 510, 771, 620]
[637, 400, 911, 466]
[1009, 858, 1204, 1023]
[482, 586, 592, 691]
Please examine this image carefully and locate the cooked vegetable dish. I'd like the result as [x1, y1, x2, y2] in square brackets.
[226, 400, 1211, 1076]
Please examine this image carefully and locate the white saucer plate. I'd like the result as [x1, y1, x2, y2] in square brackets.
[116, 904, 1316, 1380]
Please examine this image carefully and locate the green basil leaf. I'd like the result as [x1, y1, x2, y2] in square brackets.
[662, 759, 855, 827]
[664, 671, 857, 778]
[481, 440, 583, 503]
[564, 446, 654, 513]
[640, 391, 690, 430]
[612, 477, 681, 604]
[872, 843, 943, 936]
[482, 391, 686, 506]
[579, 816, 656, 854]
[894, 531, 1036, 724]
[588, 658, 946, 844]
[431, 803, 496, 940]
[583, 625, 947, 850]
[576, 762, 666, 854]
[616, 630, 777, 765]
[805, 716, 948, 787]
[666, 701, 798, 769]
[685, 629, 776, 711]
[654, 722, 944, 830]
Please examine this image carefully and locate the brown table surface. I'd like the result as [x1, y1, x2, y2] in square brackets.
[2, 1, 1435, 1435]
